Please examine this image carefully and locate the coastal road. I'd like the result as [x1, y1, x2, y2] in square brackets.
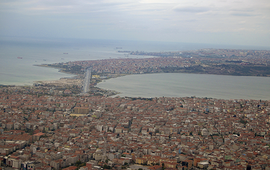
[82, 67, 91, 93]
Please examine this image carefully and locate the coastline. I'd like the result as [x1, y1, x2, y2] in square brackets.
[35, 64, 124, 97]
[0, 64, 77, 87]
[2, 49, 270, 99]
[1, 67, 270, 100]
[3, 62, 270, 100]
[34, 64, 77, 76]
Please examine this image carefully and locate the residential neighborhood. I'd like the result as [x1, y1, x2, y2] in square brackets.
[0, 86, 270, 170]
[47, 49, 270, 77]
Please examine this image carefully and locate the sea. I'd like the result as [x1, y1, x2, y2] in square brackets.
[1, 37, 270, 100]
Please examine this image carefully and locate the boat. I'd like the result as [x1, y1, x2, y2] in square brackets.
[17, 57, 23, 59]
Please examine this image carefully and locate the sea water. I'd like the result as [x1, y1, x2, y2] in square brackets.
[97, 73, 270, 100]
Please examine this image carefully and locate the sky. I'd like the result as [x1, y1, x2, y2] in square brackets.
[0, 0, 270, 47]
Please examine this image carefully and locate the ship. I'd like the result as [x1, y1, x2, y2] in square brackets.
[17, 57, 23, 59]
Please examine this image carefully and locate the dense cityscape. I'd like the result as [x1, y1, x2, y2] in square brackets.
[1, 48, 270, 170]
[1, 87, 270, 170]
[47, 49, 270, 77]
[1, 0, 270, 168]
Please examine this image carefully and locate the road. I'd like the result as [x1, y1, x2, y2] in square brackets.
[82, 67, 91, 93]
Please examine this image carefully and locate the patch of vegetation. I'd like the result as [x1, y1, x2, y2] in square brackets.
[47, 64, 84, 75]
[239, 118, 248, 125]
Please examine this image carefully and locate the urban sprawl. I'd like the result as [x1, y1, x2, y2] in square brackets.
[0, 48, 270, 170]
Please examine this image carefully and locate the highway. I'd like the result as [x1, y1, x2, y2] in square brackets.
[82, 67, 91, 93]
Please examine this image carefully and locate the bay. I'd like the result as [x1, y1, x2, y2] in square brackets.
[97, 73, 270, 100]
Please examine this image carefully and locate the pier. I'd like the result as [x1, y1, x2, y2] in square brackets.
[82, 67, 92, 93]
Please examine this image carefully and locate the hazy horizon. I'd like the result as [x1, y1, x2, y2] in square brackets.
[1, 36, 270, 51]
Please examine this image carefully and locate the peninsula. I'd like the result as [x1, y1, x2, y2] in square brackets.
[45, 48, 270, 77]
[35, 48, 270, 97]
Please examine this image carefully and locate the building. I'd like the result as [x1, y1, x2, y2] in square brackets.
[73, 107, 89, 114]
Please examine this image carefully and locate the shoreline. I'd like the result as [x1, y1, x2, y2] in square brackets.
[2, 71, 270, 101]
[0, 65, 78, 87]
[2, 65, 270, 99]
[2, 69, 270, 88]
[2, 57, 270, 99]
[33, 64, 79, 85]
[34, 64, 78, 76]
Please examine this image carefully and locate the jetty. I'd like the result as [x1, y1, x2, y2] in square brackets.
[82, 67, 92, 93]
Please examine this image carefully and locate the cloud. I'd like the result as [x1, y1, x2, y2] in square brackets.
[185, 19, 197, 22]
[229, 8, 256, 17]
[173, 6, 211, 13]
[231, 12, 254, 17]
[139, 0, 179, 3]
[0, 0, 269, 47]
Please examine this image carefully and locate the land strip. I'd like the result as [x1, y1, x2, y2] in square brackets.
[45, 48, 270, 77]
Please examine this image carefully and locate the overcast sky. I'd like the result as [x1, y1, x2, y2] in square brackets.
[1, 0, 270, 47]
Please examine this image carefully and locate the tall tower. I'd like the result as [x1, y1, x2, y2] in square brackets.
[102, 135, 107, 161]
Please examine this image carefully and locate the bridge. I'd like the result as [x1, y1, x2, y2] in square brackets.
[82, 67, 92, 93]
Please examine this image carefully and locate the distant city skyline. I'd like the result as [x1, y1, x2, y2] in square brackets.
[0, 0, 269, 47]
